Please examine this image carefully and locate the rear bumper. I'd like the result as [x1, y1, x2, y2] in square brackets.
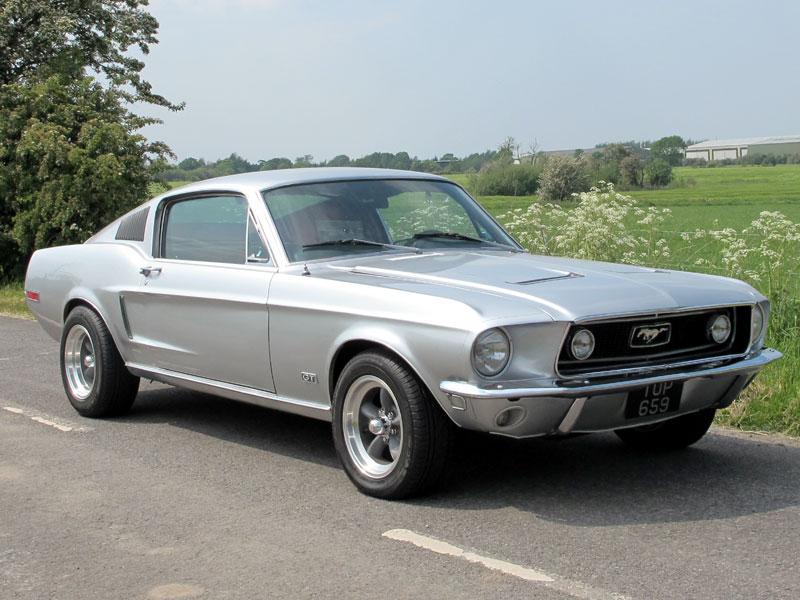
[438, 348, 782, 438]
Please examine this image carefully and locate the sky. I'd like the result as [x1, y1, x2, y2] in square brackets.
[138, 0, 800, 163]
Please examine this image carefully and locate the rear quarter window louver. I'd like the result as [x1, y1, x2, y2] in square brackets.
[115, 207, 150, 242]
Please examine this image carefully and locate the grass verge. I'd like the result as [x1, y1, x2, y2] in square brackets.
[0, 282, 32, 319]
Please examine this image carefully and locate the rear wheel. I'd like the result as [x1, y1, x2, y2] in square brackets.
[60, 306, 139, 417]
[332, 350, 454, 499]
[615, 408, 716, 451]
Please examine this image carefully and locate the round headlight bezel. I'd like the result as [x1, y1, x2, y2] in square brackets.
[472, 328, 511, 378]
[570, 328, 595, 361]
[708, 313, 732, 344]
[751, 304, 766, 346]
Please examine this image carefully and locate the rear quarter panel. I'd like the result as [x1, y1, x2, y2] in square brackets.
[25, 243, 147, 357]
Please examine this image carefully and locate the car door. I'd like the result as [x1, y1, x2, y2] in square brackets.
[123, 192, 276, 392]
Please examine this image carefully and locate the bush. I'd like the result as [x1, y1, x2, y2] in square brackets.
[644, 159, 673, 187]
[619, 155, 644, 188]
[467, 163, 541, 196]
[498, 182, 671, 264]
[537, 155, 588, 201]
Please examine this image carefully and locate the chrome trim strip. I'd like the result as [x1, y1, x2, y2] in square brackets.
[572, 302, 754, 324]
[440, 347, 782, 400]
[511, 272, 582, 285]
[559, 352, 749, 381]
[125, 363, 332, 422]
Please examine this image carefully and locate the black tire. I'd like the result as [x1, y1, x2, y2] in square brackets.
[614, 408, 716, 451]
[60, 306, 139, 418]
[332, 350, 454, 499]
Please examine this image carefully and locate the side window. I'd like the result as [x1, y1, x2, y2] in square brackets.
[246, 214, 270, 262]
[161, 195, 248, 264]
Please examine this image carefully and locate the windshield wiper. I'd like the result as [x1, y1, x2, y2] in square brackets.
[303, 238, 421, 253]
[409, 232, 523, 252]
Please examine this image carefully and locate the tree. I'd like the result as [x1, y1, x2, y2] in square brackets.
[619, 155, 644, 188]
[392, 152, 412, 170]
[496, 137, 519, 164]
[178, 157, 205, 171]
[0, 0, 180, 109]
[650, 135, 686, 166]
[0, 1, 179, 280]
[293, 155, 314, 168]
[327, 154, 351, 167]
[644, 159, 673, 187]
[259, 157, 293, 171]
[537, 155, 588, 201]
[0, 65, 170, 278]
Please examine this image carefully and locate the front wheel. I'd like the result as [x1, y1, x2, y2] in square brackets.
[614, 408, 716, 451]
[332, 350, 453, 499]
[60, 306, 139, 418]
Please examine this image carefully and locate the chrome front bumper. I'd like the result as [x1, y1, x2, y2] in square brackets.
[438, 348, 782, 438]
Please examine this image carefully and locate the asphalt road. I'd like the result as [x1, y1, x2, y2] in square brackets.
[1, 315, 799, 600]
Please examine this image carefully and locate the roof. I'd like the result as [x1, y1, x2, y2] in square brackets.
[539, 147, 606, 158]
[687, 135, 800, 150]
[166, 167, 451, 196]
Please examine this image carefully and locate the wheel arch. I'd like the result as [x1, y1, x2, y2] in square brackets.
[329, 339, 438, 409]
[63, 296, 104, 324]
[62, 295, 129, 361]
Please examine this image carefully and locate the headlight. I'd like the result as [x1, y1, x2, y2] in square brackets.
[708, 314, 732, 344]
[472, 328, 510, 377]
[751, 304, 766, 345]
[570, 329, 595, 361]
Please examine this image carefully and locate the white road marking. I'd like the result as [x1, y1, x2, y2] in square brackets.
[2, 406, 91, 432]
[30, 416, 74, 432]
[383, 529, 633, 600]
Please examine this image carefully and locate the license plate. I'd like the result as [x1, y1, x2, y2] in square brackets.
[625, 381, 683, 419]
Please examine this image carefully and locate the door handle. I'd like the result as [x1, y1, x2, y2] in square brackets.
[139, 266, 162, 277]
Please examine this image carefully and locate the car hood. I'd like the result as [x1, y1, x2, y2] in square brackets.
[316, 250, 762, 323]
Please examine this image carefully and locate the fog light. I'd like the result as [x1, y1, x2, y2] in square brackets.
[570, 329, 595, 361]
[708, 314, 731, 344]
[494, 406, 526, 428]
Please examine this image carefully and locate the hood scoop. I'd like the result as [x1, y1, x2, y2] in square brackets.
[511, 271, 583, 285]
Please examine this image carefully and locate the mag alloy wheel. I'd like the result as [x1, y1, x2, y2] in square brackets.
[60, 306, 139, 418]
[341, 375, 404, 478]
[332, 350, 454, 499]
[63, 324, 96, 400]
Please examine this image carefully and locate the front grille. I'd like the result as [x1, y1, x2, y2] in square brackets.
[558, 306, 752, 376]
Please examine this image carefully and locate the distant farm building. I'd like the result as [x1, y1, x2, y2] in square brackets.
[685, 136, 800, 161]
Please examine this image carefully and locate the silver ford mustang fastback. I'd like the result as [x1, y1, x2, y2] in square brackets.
[25, 168, 782, 498]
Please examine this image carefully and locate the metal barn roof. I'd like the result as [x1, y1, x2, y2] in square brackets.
[687, 136, 800, 150]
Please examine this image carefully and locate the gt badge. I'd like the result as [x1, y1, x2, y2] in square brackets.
[301, 372, 318, 384]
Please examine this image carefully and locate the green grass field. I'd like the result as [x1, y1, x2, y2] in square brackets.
[450, 165, 800, 229]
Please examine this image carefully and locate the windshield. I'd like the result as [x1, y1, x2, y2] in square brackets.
[261, 179, 520, 262]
